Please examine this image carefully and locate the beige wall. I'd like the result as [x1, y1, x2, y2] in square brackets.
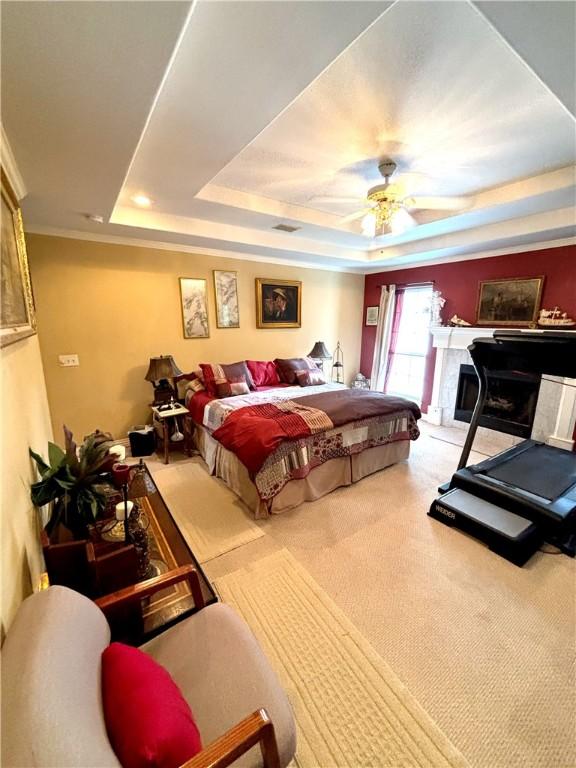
[27, 234, 364, 440]
[1, 335, 53, 637]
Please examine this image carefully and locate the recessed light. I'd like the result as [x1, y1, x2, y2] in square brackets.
[131, 194, 152, 207]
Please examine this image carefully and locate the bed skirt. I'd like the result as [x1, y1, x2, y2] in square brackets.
[194, 425, 410, 519]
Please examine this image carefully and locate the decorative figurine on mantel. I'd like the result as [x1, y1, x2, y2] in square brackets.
[430, 290, 446, 327]
[449, 315, 472, 327]
[538, 307, 575, 328]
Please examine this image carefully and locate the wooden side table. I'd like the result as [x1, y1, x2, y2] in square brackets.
[151, 404, 193, 464]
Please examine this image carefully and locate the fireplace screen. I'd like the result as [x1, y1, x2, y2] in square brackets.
[454, 364, 541, 438]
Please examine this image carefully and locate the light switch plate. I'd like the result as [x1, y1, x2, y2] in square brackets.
[58, 354, 79, 367]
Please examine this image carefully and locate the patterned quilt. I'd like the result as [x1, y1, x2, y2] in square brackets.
[200, 382, 347, 432]
[212, 388, 421, 501]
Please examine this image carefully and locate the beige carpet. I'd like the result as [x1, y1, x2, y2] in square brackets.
[203, 425, 576, 768]
[150, 460, 263, 563]
[216, 549, 469, 768]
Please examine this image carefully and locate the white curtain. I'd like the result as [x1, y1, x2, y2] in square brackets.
[370, 285, 396, 391]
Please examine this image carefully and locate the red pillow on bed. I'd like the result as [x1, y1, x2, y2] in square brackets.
[246, 360, 280, 387]
[200, 362, 255, 396]
[214, 376, 251, 398]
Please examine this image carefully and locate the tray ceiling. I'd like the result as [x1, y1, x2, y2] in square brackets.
[2, 0, 575, 271]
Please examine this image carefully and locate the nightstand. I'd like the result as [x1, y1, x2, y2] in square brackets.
[151, 404, 193, 464]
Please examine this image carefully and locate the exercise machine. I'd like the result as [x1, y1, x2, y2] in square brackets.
[429, 331, 576, 566]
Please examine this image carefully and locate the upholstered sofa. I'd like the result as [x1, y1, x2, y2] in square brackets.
[1, 584, 296, 768]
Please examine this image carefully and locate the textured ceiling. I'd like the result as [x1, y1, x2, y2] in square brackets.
[210, 1, 574, 213]
[1, 0, 575, 271]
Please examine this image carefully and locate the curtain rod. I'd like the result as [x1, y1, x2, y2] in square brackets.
[380, 280, 435, 288]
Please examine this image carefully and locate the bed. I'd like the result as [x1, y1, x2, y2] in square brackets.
[184, 377, 421, 519]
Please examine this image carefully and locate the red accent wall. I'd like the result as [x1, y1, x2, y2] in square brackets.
[361, 245, 576, 413]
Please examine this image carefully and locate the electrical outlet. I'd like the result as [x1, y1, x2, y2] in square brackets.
[58, 354, 79, 367]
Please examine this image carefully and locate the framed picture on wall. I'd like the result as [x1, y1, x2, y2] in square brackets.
[256, 278, 301, 328]
[179, 278, 209, 338]
[213, 270, 240, 328]
[365, 306, 379, 326]
[476, 276, 544, 326]
[1, 169, 37, 348]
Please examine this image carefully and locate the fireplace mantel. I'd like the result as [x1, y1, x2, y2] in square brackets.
[425, 326, 576, 450]
[430, 326, 576, 351]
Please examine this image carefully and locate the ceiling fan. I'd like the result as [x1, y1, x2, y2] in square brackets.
[324, 159, 472, 237]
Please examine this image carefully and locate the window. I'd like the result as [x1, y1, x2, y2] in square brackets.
[385, 285, 432, 403]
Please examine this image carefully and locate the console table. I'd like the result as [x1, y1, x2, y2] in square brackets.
[42, 465, 217, 643]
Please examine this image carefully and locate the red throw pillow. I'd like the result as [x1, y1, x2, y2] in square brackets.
[102, 642, 202, 768]
[214, 376, 251, 399]
[246, 360, 281, 387]
[200, 362, 255, 395]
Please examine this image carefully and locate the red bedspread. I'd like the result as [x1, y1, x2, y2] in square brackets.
[212, 388, 421, 475]
[187, 391, 213, 425]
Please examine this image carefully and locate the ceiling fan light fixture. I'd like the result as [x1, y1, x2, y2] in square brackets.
[361, 212, 376, 238]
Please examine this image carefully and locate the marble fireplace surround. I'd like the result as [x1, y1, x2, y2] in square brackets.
[423, 327, 576, 451]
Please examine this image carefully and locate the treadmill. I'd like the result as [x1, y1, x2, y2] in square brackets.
[429, 331, 576, 566]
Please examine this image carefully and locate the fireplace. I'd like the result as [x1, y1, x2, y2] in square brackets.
[454, 364, 541, 438]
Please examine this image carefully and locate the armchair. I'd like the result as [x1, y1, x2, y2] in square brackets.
[1, 567, 296, 768]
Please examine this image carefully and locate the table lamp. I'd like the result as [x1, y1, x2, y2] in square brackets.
[308, 341, 332, 372]
[145, 355, 183, 404]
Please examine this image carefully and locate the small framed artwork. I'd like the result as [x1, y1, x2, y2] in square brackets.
[256, 278, 301, 328]
[1, 169, 37, 348]
[179, 278, 209, 338]
[476, 276, 544, 326]
[365, 306, 379, 326]
[213, 270, 240, 328]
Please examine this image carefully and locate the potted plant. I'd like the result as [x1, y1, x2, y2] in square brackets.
[30, 426, 115, 541]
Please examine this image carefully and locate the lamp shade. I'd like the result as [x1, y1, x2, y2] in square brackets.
[308, 341, 331, 359]
[144, 355, 182, 382]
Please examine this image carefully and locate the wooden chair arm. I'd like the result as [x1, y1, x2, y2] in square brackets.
[180, 709, 280, 768]
[95, 564, 205, 612]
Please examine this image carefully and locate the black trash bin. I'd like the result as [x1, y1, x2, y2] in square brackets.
[128, 425, 156, 457]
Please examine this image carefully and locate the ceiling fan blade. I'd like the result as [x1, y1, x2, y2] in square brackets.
[386, 172, 428, 198]
[340, 209, 370, 224]
[310, 195, 365, 204]
[405, 195, 472, 211]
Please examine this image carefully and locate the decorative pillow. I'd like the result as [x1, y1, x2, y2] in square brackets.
[200, 362, 255, 395]
[274, 357, 319, 385]
[296, 369, 326, 387]
[176, 373, 205, 400]
[246, 360, 281, 387]
[101, 642, 202, 768]
[187, 378, 206, 393]
[214, 376, 251, 399]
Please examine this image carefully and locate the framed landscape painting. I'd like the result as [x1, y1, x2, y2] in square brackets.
[179, 278, 209, 338]
[213, 270, 240, 328]
[256, 278, 301, 328]
[1, 169, 36, 347]
[476, 277, 544, 326]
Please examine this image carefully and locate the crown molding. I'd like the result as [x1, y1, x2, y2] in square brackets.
[26, 226, 574, 277]
[363, 236, 576, 274]
[1, 125, 27, 201]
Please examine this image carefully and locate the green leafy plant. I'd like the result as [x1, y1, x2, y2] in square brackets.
[30, 426, 114, 539]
